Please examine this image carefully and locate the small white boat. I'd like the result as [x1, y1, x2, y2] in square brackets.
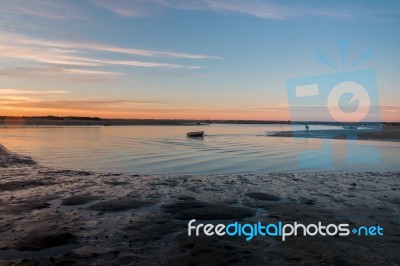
[186, 131, 204, 138]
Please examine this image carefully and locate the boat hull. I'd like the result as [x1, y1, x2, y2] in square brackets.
[186, 131, 205, 137]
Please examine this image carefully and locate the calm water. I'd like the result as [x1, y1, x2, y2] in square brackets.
[0, 124, 399, 174]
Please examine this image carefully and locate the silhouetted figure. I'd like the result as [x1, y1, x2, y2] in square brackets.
[305, 125, 309, 132]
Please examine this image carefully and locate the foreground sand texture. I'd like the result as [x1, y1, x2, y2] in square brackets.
[0, 145, 399, 265]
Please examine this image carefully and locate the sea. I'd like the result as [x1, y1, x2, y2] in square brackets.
[1, 124, 399, 174]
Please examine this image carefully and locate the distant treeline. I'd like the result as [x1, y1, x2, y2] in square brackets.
[0, 116, 102, 121]
[0, 116, 398, 126]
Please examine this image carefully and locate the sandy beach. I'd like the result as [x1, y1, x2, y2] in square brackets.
[269, 125, 400, 142]
[0, 144, 399, 265]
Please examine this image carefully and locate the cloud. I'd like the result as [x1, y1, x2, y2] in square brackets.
[0, 45, 100, 67]
[0, 31, 218, 81]
[0, 0, 83, 20]
[0, 30, 215, 82]
[0, 89, 69, 107]
[0, 98, 162, 113]
[380, 105, 400, 113]
[2, 0, 388, 22]
[91, 0, 399, 21]
[0, 89, 68, 95]
[0, 43, 191, 69]
[90, 0, 159, 18]
[1, 31, 219, 60]
[0, 89, 69, 103]
[0, 66, 125, 83]
[91, 0, 289, 19]
[61, 69, 123, 76]
[204, 0, 290, 20]
[0, 96, 287, 119]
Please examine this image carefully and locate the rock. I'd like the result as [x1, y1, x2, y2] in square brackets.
[0, 144, 36, 167]
[123, 217, 183, 242]
[245, 192, 280, 201]
[88, 197, 154, 212]
[61, 195, 99, 206]
[163, 200, 255, 220]
[16, 231, 76, 251]
[167, 233, 269, 265]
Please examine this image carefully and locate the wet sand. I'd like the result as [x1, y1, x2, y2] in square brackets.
[0, 145, 399, 265]
[269, 126, 400, 142]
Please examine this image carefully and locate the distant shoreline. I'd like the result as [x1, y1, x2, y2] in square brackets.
[269, 125, 400, 142]
[1, 116, 398, 127]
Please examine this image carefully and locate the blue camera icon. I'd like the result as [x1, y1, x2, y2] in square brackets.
[287, 69, 382, 169]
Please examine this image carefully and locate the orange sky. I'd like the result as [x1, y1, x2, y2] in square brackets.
[1, 102, 399, 121]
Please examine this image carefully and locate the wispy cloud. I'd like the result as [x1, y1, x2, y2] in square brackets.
[91, 0, 288, 19]
[0, 96, 286, 119]
[0, 89, 68, 95]
[59, 69, 121, 76]
[1, 31, 219, 60]
[91, 0, 398, 20]
[0, 89, 69, 107]
[0, 65, 140, 77]
[0, 30, 214, 82]
[0, 42, 195, 69]
[204, 0, 290, 20]
[0, 0, 83, 20]
[0, 66, 124, 83]
[0, 45, 100, 67]
[0, 98, 161, 113]
[3, 0, 392, 22]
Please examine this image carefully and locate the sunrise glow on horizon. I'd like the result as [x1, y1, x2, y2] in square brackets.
[1, 1, 399, 121]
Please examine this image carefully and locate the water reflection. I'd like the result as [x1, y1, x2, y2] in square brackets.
[0, 124, 399, 174]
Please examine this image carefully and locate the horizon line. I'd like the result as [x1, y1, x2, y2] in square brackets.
[0, 115, 398, 124]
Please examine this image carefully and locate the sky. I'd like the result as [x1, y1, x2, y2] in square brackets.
[0, 0, 399, 121]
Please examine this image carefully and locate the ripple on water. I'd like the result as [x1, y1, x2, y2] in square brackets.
[1, 124, 399, 174]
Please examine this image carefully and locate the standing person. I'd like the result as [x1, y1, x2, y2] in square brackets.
[305, 125, 309, 132]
